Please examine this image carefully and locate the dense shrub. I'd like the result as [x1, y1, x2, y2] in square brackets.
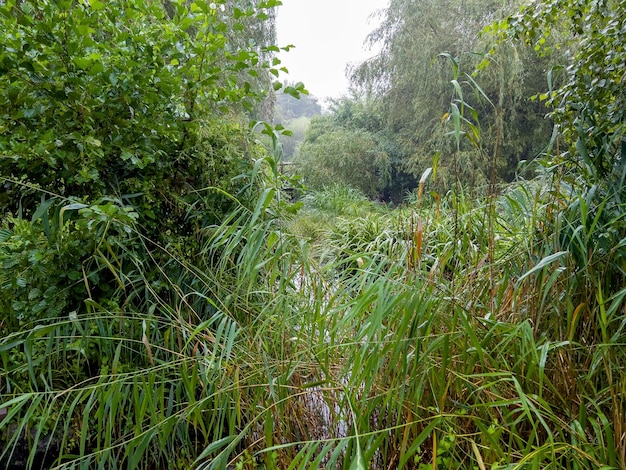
[296, 116, 391, 198]
[0, 0, 282, 237]
[0, 200, 139, 333]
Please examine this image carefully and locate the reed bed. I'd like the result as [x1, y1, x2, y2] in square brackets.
[1, 175, 624, 469]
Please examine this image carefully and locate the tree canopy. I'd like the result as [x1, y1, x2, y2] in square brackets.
[491, 0, 625, 181]
[338, 0, 557, 193]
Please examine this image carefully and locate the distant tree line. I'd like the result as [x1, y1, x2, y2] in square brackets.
[273, 84, 322, 159]
[294, 0, 562, 201]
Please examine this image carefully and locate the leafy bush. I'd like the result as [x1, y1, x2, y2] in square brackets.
[0, 0, 283, 238]
[0, 200, 138, 333]
[296, 117, 391, 197]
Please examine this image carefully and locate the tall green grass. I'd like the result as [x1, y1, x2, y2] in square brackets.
[249, 181, 625, 469]
[1, 173, 624, 468]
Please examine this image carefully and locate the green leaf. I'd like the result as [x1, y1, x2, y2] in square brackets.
[516, 251, 568, 285]
[76, 23, 94, 36]
[89, 0, 106, 10]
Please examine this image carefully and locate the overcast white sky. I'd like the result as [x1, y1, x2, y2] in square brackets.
[275, 0, 388, 101]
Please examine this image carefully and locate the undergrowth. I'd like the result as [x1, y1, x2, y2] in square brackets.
[1, 175, 624, 469]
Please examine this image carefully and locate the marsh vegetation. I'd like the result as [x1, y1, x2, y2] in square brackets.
[1, 0, 624, 468]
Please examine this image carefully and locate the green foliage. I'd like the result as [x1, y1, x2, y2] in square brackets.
[1, 304, 242, 469]
[491, 0, 625, 180]
[143, 116, 267, 241]
[275, 180, 625, 469]
[0, 155, 293, 468]
[2, 170, 625, 468]
[295, 98, 398, 198]
[273, 86, 322, 122]
[1, 0, 625, 468]
[303, 185, 373, 216]
[0, 1, 300, 466]
[296, 120, 390, 197]
[491, 0, 626, 333]
[0, 0, 285, 226]
[274, 115, 311, 160]
[350, 0, 555, 189]
[0, 199, 138, 331]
